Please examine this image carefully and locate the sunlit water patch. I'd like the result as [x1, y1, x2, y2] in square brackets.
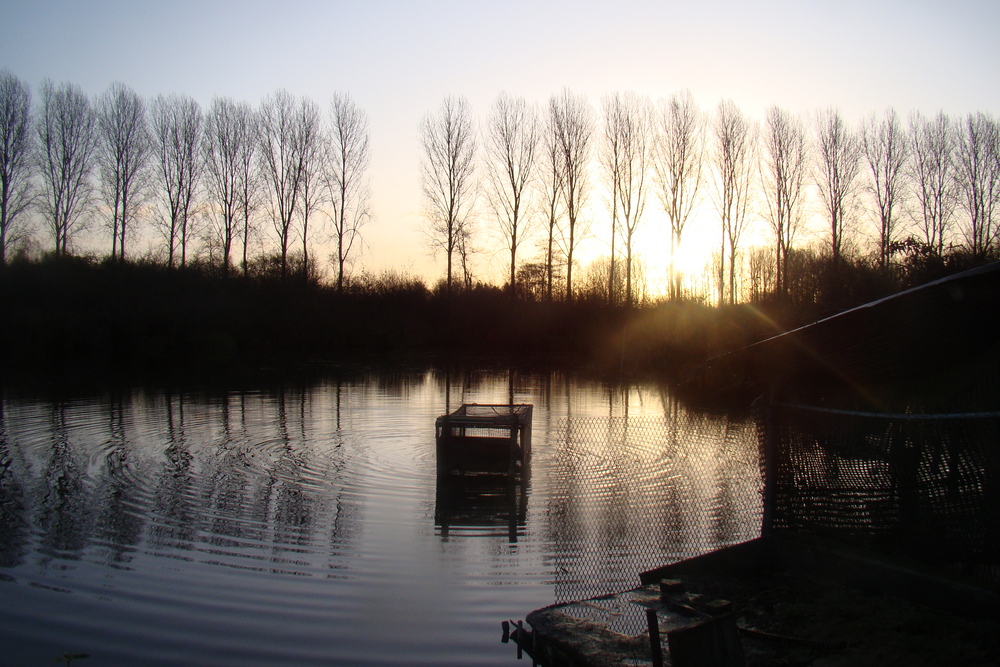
[0, 370, 761, 665]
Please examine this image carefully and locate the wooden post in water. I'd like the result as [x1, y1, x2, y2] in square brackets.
[507, 413, 518, 479]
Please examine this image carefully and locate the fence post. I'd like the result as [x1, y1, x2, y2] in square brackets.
[646, 609, 664, 667]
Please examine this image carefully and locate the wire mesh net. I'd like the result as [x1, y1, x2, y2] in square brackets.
[543, 414, 762, 603]
[764, 402, 1000, 585]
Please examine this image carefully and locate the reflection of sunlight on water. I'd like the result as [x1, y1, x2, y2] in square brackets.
[0, 370, 761, 666]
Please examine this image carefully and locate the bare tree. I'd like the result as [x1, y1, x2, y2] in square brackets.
[456, 223, 475, 289]
[761, 105, 807, 297]
[485, 92, 539, 294]
[258, 89, 307, 277]
[0, 70, 34, 264]
[654, 90, 705, 300]
[540, 109, 565, 300]
[234, 102, 259, 276]
[326, 92, 371, 292]
[151, 94, 203, 268]
[861, 108, 909, 269]
[601, 95, 623, 304]
[815, 107, 861, 266]
[97, 82, 150, 262]
[550, 89, 594, 301]
[36, 79, 98, 256]
[203, 97, 251, 273]
[296, 96, 323, 278]
[602, 92, 652, 306]
[420, 95, 477, 292]
[713, 100, 756, 305]
[908, 111, 956, 256]
[953, 111, 1000, 260]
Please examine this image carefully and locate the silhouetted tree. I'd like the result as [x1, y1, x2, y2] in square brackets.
[761, 105, 807, 297]
[485, 92, 539, 295]
[326, 92, 371, 292]
[746, 245, 775, 302]
[97, 82, 150, 262]
[601, 95, 622, 304]
[602, 92, 651, 306]
[815, 107, 861, 267]
[234, 102, 259, 276]
[550, 89, 594, 301]
[540, 107, 565, 300]
[420, 96, 477, 292]
[296, 97, 323, 279]
[713, 100, 756, 305]
[456, 223, 475, 289]
[861, 108, 909, 270]
[654, 90, 705, 300]
[0, 70, 34, 264]
[953, 111, 999, 260]
[908, 111, 956, 256]
[152, 94, 203, 268]
[258, 90, 307, 278]
[203, 97, 251, 273]
[515, 261, 554, 300]
[37, 79, 98, 256]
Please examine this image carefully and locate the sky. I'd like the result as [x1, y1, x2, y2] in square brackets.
[2, 0, 998, 292]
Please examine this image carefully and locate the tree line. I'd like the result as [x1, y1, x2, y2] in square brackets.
[421, 90, 1000, 306]
[0, 70, 371, 289]
[3, 68, 998, 306]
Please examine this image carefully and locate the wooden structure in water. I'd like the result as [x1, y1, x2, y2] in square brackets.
[435, 404, 532, 477]
[435, 404, 533, 543]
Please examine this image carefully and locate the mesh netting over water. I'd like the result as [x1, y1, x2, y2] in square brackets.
[544, 415, 762, 603]
[764, 402, 1000, 584]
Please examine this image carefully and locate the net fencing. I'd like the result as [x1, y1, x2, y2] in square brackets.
[543, 414, 762, 603]
[762, 401, 1000, 585]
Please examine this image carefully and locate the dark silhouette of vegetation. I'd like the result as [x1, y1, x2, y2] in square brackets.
[3, 245, 994, 385]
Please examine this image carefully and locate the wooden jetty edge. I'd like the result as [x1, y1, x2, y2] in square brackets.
[520, 535, 1000, 667]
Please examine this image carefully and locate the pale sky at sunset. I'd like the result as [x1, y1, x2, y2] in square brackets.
[2, 0, 998, 292]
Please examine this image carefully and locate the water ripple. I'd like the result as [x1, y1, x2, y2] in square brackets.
[0, 376, 762, 666]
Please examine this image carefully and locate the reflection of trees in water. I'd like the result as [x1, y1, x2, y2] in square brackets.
[325, 381, 355, 578]
[712, 419, 761, 546]
[0, 397, 29, 568]
[148, 391, 198, 550]
[0, 384, 362, 578]
[38, 403, 93, 560]
[94, 393, 147, 566]
[202, 391, 267, 549]
[268, 386, 315, 554]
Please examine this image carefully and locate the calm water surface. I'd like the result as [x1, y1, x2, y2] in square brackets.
[0, 369, 761, 665]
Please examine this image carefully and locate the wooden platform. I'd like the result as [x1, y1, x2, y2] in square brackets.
[435, 404, 532, 477]
[521, 535, 1000, 666]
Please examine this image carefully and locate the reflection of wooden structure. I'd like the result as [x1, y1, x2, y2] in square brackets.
[435, 404, 532, 477]
[435, 472, 528, 542]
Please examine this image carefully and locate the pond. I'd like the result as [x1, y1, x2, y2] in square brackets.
[0, 368, 762, 665]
